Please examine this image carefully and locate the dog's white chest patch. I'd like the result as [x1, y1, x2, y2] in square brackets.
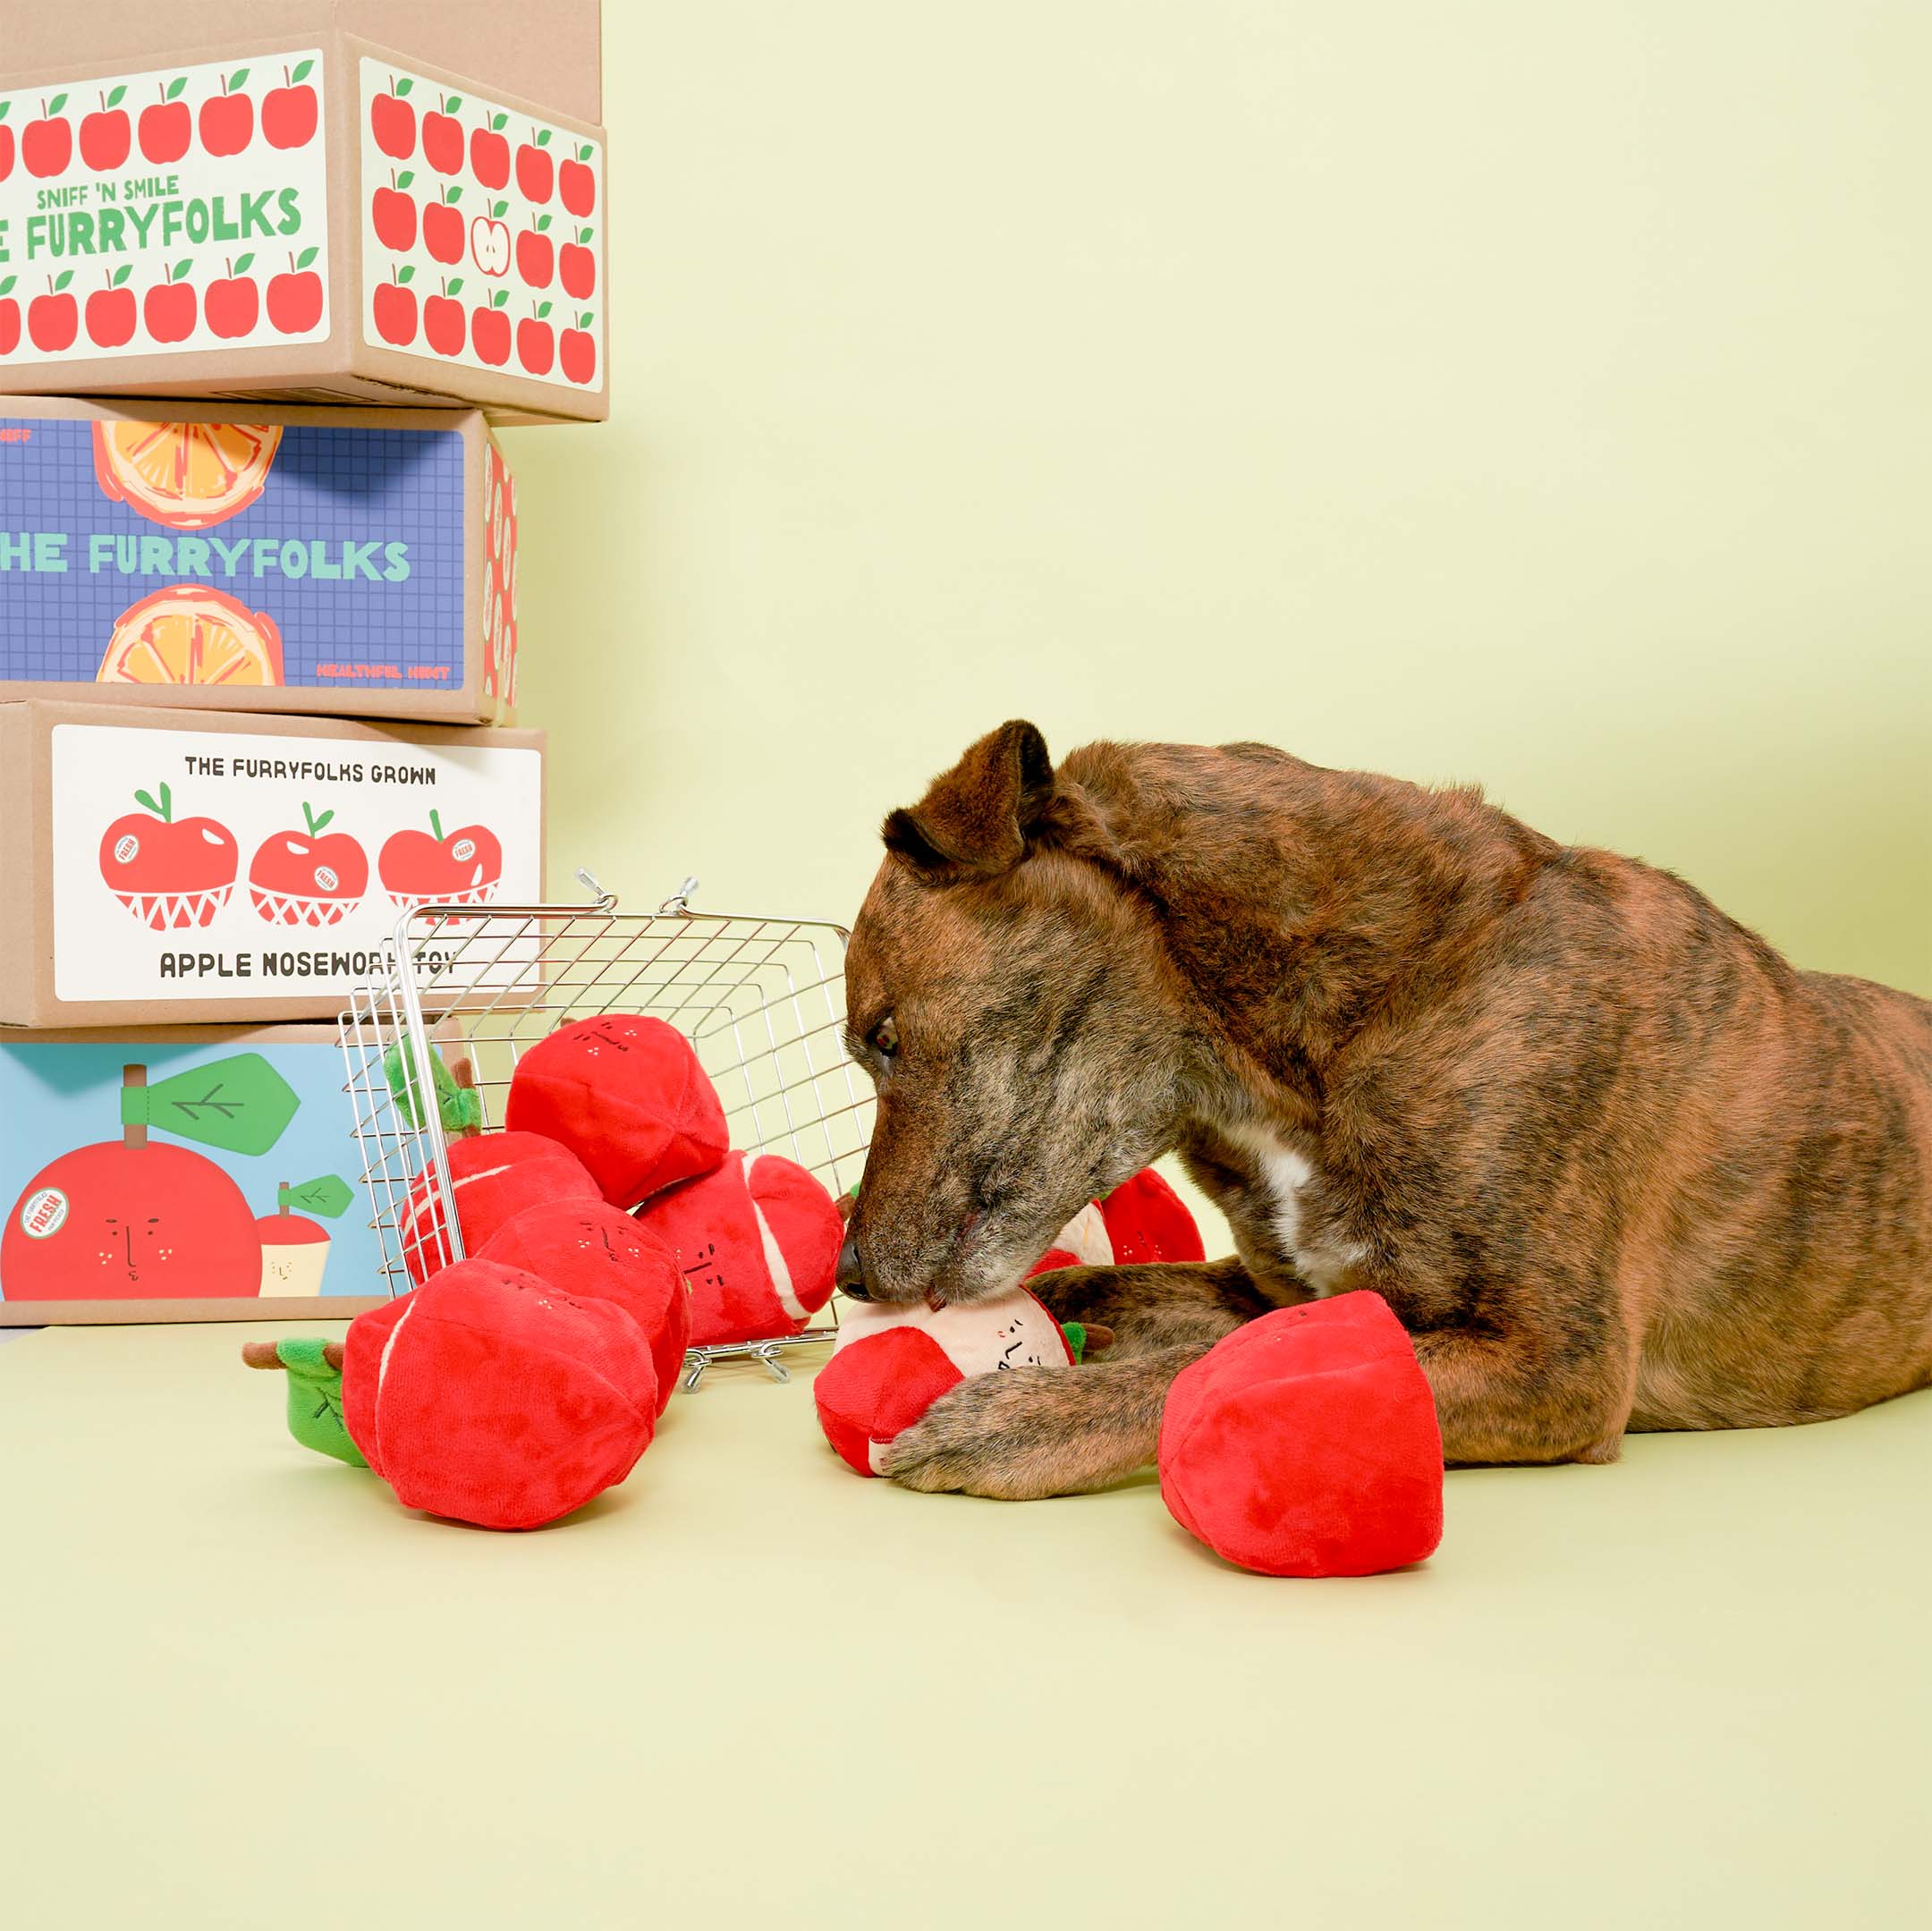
[1224, 1122, 1364, 1292]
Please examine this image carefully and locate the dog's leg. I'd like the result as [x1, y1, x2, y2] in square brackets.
[1410, 1325, 1637, 1466]
[882, 1258, 1276, 1498]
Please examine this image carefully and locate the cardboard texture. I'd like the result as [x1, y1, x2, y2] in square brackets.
[0, 699, 547, 1027]
[0, 1021, 391, 1323]
[0, 4, 607, 421]
[0, 397, 519, 721]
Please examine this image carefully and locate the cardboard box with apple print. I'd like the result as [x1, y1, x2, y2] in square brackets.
[0, 1022, 391, 1324]
[0, 4, 606, 422]
[0, 700, 545, 1027]
[0, 398, 519, 723]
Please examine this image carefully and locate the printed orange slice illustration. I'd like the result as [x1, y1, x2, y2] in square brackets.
[98, 586, 285, 689]
[92, 419, 284, 529]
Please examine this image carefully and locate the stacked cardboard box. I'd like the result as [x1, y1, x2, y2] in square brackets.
[0, 2, 602, 1322]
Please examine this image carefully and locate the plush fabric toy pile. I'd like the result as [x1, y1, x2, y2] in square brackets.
[250, 1012, 844, 1529]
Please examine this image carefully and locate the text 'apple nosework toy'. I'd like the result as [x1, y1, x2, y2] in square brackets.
[638, 1149, 843, 1346]
[479, 1198, 690, 1415]
[1158, 1294, 1443, 1578]
[504, 1013, 730, 1208]
[398, 1129, 601, 1285]
[815, 1288, 1078, 1476]
[250, 1258, 659, 1531]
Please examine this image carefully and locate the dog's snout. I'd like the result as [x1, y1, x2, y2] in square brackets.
[835, 1229, 871, 1300]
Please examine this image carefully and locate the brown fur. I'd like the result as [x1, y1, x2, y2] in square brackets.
[839, 723, 1932, 1497]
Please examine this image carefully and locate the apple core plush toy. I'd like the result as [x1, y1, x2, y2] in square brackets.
[479, 1198, 691, 1414]
[637, 1149, 843, 1346]
[814, 1287, 1077, 1476]
[397, 1129, 601, 1285]
[1157, 1293, 1444, 1578]
[504, 1013, 730, 1209]
[250, 1259, 660, 1530]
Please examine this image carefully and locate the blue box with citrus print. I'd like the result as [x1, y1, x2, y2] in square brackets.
[0, 397, 519, 722]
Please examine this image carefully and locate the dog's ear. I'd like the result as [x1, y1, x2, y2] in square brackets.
[883, 720, 1057, 881]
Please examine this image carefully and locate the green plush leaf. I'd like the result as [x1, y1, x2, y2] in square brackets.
[296, 245, 318, 269]
[281, 1174, 354, 1219]
[272, 1338, 367, 1468]
[140, 1054, 301, 1156]
[166, 77, 187, 102]
[382, 1040, 481, 1135]
[106, 86, 126, 109]
[292, 60, 315, 85]
[52, 269, 72, 292]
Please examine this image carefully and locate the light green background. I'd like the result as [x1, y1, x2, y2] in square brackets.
[509, 1, 1929, 1002]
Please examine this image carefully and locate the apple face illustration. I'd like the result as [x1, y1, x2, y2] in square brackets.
[85, 272, 137, 348]
[423, 95, 464, 174]
[560, 322, 597, 386]
[373, 270, 418, 346]
[371, 76, 416, 158]
[559, 231, 595, 300]
[263, 63, 318, 149]
[140, 81, 191, 164]
[267, 250, 324, 334]
[29, 275, 78, 352]
[24, 98, 72, 178]
[143, 267, 197, 344]
[80, 89, 131, 170]
[471, 301, 512, 366]
[199, 72, 254, 157]
[470, 118, 510, 189]
[257, 1205, 331, 1295]
[516, 221, 553, 289]
[206, 258, 259, 340]
[424, 284, 466, 357]
[4, 1138, 262, 1300]
[249, 803, 369, 926]
[98, 781, 239, 929]
[424, 190, 464, 264]
[378, 809, 504, 911]
[470, 214, 511, 278]
[515, 130, 554, 204]
[560, 148, 597, 216]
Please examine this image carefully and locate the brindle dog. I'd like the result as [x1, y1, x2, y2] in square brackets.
[836, 721, 1932, 1497]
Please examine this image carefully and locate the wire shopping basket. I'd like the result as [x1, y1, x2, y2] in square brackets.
[337, 874, 873, 1387]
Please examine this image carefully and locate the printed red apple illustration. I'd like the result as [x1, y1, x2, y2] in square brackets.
[371, 73, 416, 159]
[207, 256, 259, 339]
[84, 265, 137, 348]
[0, 279, 19, 357]
[0, 103, 13, 182]
[515, 213, 554, 288]
[470, 110, 510, 189]
[373, 265, 418, 346]
[561, 311, 597, 386]
[423, 185, 465, 264]
[422, 91, 465, 174]
[470, 288, 512, 366]
[80, 86, 131, 170]
[24, 96, 72, 177]
[263, 60, 318, 149]
[267, 248, 323, 334]
[29, 271, 78, 351]
[559, 226, 595, 300]
[199, 69, 254, 157]
[98, 781, 239, 930]
[140, 79, 191, 163]
[373, 169, 417, 251]
[560, 143, 597, 216]
[143, 260, 197, 343]
[3, 1058, 302, 1303]
[515, 125, 554, 203]
[249, 803, 369, 927]
[424, 277, 466, 357]
[516, 302, 555, 377]
[470, 202, 511, 277]
[379, 809, 504, 911]
[256, 1174, 354, 1296]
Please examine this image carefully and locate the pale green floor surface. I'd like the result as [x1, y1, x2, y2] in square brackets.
[3, 1321, 1927, 1930]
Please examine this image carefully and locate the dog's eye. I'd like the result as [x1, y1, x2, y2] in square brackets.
[869, 1015, 900, 1057]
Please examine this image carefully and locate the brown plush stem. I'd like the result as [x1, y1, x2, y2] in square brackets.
[1081, 1324, 1116, 1355]
[242, 1341, 346, 1370]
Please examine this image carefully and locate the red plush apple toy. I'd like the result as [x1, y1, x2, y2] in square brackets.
[814, 1287, 1075, 1477]
[636, 1149, 842, 1346]
[340, 1260, 658, 1530]
[504, 1013, 729, 1209]
[479, 1198, 690, 1415]
[1024, 1166, 1206, 1283]
[1158, 1294, 1444, 1578]
[396, 1129, 600, 1285]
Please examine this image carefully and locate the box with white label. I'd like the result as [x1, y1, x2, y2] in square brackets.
[0, 699, 545, 1026]
[0, 3, 606, 422]
[0, 1022, 388, 1324]
[0, 398, 519, 722]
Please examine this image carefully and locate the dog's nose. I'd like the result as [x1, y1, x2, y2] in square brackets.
[835, 1229, 871, 1300]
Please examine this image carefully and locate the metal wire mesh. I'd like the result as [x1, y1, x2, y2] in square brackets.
[338, 875, 872, 1383]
